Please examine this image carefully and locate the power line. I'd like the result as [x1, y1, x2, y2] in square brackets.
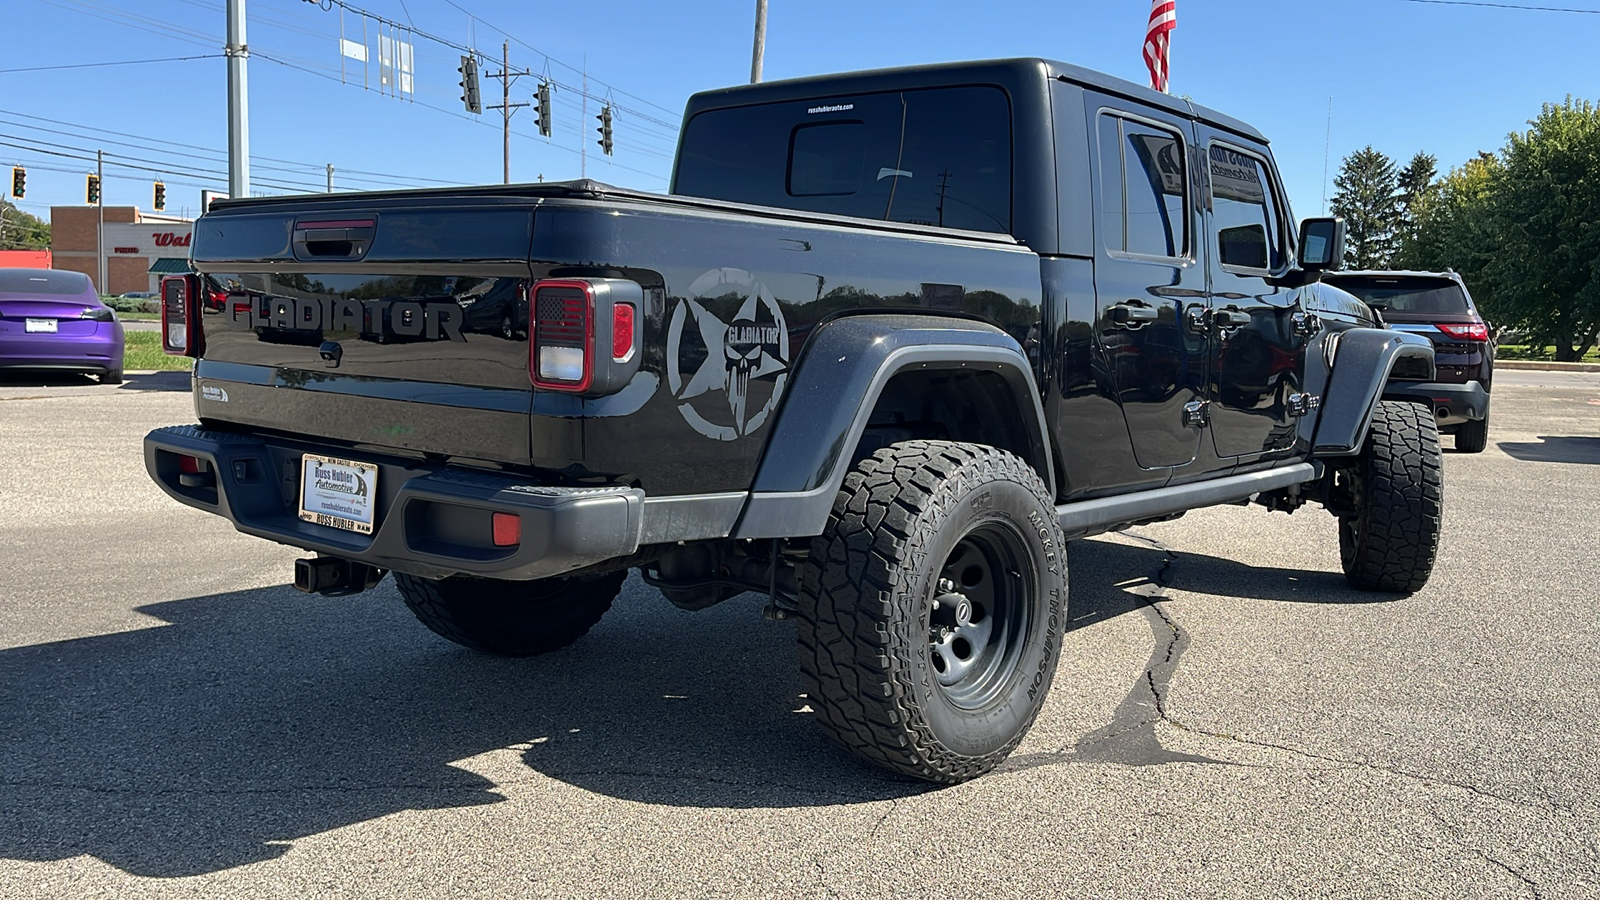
[0, 55, 223, 76]
[1401, 0, 1600, 12]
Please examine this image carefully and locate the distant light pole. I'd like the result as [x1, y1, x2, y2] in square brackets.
[750, 0, 767, 84]
[225, 0, 250, 197]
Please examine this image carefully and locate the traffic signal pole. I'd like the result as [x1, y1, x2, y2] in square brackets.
[225, 0, 250, 198]
[96, 149, 105, 295]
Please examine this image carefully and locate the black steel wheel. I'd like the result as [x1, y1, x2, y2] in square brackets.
[797, 440, 1067, 783]
[1338, 400, 1444, 593]
[395, 570, 626, 657]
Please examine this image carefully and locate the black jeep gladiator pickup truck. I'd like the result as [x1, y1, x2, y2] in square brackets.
[146, 58, 1441, 783]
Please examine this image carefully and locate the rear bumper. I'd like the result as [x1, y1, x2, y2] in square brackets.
[0, 327, 124, 374]
[1384, 379, 1489, 426]
[144, 424, 645, 580]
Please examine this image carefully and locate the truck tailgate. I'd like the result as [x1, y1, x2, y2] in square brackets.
[191, 205, 537, 465]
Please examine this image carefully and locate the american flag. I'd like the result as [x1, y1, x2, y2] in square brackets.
[1144, 0, 1176, 93]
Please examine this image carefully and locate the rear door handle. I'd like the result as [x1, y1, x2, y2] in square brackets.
[1213, 308, 1252, 329]
[1108, 301, 1159, 328]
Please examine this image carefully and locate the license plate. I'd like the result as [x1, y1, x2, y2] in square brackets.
[297, 454, 378, 534]
[25, 318, 57, 333]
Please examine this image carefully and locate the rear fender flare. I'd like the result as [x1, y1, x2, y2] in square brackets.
[1308, 327, 1435, 456]
[732, 314, 1053, 539]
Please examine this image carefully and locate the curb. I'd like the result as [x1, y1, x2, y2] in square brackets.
[1494, 360, 1600, 373]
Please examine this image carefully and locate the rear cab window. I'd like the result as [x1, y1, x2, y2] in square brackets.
[674, 86, 1013, 234]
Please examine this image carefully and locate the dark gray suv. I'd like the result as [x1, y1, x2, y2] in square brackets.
[1323, 270, 1493, 453]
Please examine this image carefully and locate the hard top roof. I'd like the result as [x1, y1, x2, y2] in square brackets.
[683, 57, 1266, 143]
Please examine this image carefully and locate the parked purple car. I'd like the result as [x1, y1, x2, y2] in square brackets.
[0, 268, 125, 384]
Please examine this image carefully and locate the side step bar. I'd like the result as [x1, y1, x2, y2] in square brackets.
[1057, 462, 1320, 540]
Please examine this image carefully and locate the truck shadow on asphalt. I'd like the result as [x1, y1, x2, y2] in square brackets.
[0, 540, 1365, 877]
[1497, 435, 1600, 465]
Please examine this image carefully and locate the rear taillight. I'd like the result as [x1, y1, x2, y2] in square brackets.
[528, 277, 644, 395]
[160, 274, 204, 357]
[1437, 322, 1489, 342]
[531, 280, 594, 391]
[612, 302, 636, 362]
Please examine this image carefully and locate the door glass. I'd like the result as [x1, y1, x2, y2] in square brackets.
[1096, 114, 1187, 259]
[1208, 145, 1282, 270]
[1123, 127, 1186, 258]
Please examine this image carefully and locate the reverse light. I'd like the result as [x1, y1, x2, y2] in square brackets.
[160, 274, 204, 357]
[1437, 322, 1489, 342]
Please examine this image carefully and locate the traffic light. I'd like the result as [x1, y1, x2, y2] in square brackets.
[535, 82, 552, 137]
[9, 166, 22, 199]
[153, 181, 166, 211]
[86, 174, 101, 205]
[458, 55, 482, 114]
[596, 105, 613, 156]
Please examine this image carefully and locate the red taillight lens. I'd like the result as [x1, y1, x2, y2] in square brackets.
[612, 303, 635, 361]
[491, 512, 521, 547]
[1437, 322, 1489, 342]
[178, 454, 206, 474]
[160, 274, 203, 357]
[530, 280, 594, 391]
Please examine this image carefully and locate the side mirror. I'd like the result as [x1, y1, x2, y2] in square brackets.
[1297, 217, 1346, 272]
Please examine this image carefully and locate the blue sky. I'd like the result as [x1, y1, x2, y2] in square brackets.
[4, 0, 1596, 225]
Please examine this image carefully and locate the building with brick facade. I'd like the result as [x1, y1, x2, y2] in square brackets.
[49, 206, 194, 296]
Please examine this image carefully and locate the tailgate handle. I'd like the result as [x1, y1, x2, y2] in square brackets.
[293, 218, 375, 261]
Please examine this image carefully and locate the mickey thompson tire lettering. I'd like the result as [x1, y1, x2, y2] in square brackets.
[795, 440, 1067, 784]
[395, 570, 627, 657]
[1339, 400, 1444, 593]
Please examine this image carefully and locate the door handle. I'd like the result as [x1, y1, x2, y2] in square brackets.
[1213, 308, 1252, 330]
[1108, 301, 1159, 328]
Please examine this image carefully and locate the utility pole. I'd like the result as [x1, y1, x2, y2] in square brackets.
[326, 163, 334, 192]
[750, 0, 768, 83]
[225, 0, 250, 197]
[486, 41, 529, 184]
[96, 149, 105, 295]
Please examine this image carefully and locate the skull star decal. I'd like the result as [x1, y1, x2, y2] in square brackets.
[666, 268, 790, 441]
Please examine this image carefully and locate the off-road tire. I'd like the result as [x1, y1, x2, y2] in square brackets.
[1339, 401, 1443, 592]
[796, 440, 1067, 784]
[395, 570, 627, 657]
[1455, 414, 1489, 454]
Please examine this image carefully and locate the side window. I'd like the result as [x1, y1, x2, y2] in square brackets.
[1096, 112, 1187, 259]
[1208, 144, 1284, 271]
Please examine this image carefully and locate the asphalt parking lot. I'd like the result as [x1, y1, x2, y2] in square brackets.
[1, 369, 1596, 899]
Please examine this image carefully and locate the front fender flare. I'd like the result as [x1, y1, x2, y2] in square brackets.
[732, 314, 1052, 539]
[1309, 327, 1435, 456]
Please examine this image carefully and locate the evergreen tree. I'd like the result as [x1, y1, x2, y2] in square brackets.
[1393, 152, 1438, 266]
[1330, 146, 1400, 269]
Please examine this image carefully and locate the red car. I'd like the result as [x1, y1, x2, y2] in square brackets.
[0, 268, 126, 384]
[1322, 270, 1492, 453]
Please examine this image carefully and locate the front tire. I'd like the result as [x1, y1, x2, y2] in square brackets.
[1338, 401, 1443, 592]
[395, 570, 626, 657]
[797, 440, 1067, 783]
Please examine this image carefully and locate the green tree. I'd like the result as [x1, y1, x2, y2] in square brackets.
[1330, 146, 1400, 269]
[1392, 152, 1438, 266]
[0, 201, 50, 250]
[1481, 97, 1600, 360]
